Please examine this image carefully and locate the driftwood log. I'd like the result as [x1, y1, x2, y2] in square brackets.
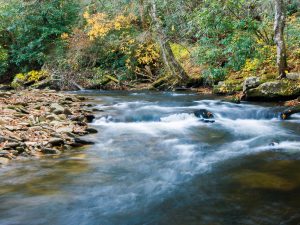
[280, 104, 300, 120]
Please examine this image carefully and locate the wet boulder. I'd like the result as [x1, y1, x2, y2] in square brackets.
[280, 104, 300, 120]
[41, 148, 61, 155]
[85, 127, 98, 134]
[71, 138, 95, 147]
[194, 109, 215, 123]
[85, 114, 95, 123]
[48, 138, 64, 146]
[233, 170, 296, 191]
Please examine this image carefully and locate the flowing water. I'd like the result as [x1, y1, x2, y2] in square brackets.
[1, 91, 300, 225]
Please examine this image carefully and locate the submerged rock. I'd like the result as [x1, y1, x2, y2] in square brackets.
[0, 157, 10, 165]
[41, 148, 61, 155]
[233, 170, 297, 191]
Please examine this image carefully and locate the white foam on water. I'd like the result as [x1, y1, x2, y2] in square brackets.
[216, 118, 281, 136]
[287, 113, 300, 123]
[194, 137, 267, 172]
[160, 113, 197, 122]
[138, 105, 175, 112]
[130, 92, 146, 96]
[93, 113, 202, 135]
[168, 92, 196, 96]
[292, 113, 300, 119]
[254, 141, 300, 153]
[98, 101, 150, 111]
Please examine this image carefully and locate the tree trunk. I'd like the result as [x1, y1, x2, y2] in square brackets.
[138, 0, 146, 29]
[274, 0, 287, 79]
[150, 0, 188, 81]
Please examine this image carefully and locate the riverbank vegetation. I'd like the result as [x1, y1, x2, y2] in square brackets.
[0, 0, 299, 99]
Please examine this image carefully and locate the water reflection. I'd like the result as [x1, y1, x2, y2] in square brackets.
[0, 152, 91, 197]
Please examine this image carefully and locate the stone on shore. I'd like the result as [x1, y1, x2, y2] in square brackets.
[0, 89, 97, 163]
[85, 127, 98, 134]
[48, 138, 64, 146]
[50, 103, 65, 115]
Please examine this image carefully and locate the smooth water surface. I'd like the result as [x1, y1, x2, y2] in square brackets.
[1, 91, 300, 225]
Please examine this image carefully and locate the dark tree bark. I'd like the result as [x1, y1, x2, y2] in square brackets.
[150, 0, 188, 81]
[274, 0, 288, 79]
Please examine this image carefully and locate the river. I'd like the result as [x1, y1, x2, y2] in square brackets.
[1, 91, 300, 225]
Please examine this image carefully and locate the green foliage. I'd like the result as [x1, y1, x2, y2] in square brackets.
[0, 0, 79, 79]
[0, 0, 299, 89]
[194, 0, 266, 83]
[12, 0, 79, 68]
[0, 45, 8, 76]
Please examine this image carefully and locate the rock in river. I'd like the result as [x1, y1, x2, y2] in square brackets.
[41, 148, 61, 155]
[0, 157, 10, 165]
[194, 109, 215, 123]
[85, 127, 98, 134]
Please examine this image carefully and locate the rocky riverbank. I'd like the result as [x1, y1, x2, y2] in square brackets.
[0, 89, 98, 166]
[213, 73, 300, 101]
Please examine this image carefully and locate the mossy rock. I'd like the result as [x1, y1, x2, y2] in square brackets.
[245, 80, 300, 101]
[11, 73, 26, 89]
[11, 70, 49, 89]
[233, 170, 297, 191]
[213, 81, 242, 95]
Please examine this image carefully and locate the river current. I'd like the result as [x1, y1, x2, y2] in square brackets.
[1, 91, 300, 225]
